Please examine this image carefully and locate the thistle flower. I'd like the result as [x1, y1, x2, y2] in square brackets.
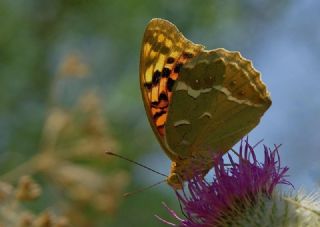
[157, 139, 320, 226]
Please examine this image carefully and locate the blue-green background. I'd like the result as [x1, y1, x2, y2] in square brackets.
[0, 0, 319, 226]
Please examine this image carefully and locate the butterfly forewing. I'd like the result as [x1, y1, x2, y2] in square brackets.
[139, 18, 204, 160]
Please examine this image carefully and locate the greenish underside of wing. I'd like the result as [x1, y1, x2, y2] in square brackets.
[165, 49, 271, 158]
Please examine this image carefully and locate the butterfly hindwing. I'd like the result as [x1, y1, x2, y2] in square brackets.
[165, 49, 271, 158]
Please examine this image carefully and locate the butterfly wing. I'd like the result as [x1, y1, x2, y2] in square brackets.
[165, 49, 271, 158]
[139, 18, 204, 160]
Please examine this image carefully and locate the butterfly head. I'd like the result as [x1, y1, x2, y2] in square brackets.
[167, 158, 212, 190]
[167, 172, 184, 189]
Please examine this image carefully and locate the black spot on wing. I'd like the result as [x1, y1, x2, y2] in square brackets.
[162, 68, 171, 78]
[159, 93, 168, 101]
[153, 110, 166, 120]
[174, 63, 183, 73]
[152, 70, 161, 85]
[167, 78, 175, 92]
[160, 46, 170, 54]
[146, 36, 156, 45]
[151, 101, 159, 107]
[167, 57, 175, 64]
[151, 101, 168, 109]
[144, 82, 152, 90]
[152, 43, 169, 54]
[182, 52, 194, 59]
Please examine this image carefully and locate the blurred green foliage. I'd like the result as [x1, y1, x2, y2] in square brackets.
[0, 0, 289, 226]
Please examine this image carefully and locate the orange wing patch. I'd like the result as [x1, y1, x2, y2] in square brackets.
[144, 53, 195, 136]
[139, 18, 204, 154]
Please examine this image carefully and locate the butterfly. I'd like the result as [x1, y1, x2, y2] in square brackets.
[139, 18, 271, 189]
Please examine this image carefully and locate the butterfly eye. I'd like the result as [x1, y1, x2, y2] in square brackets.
[167, 173, 183, 189]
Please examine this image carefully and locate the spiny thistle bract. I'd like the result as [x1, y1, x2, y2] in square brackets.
[157, 139, 320, 226]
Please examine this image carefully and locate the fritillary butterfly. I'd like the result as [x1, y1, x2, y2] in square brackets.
[140, 18, 271, 189]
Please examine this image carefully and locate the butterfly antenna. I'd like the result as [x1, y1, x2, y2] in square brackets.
[228, 147, 250, 166]
[230, 148, 240, 157]
[123, 179, 167, 197]
[105, 151, 168, 177]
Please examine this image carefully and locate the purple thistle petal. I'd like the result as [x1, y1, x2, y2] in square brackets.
[155, 215, 177, 226]
[156, 202, 185, 226]
[160, 139, 293, 226]
[162, 202, 185, 222]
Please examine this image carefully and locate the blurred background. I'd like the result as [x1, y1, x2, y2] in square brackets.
[0, 0, 319, 226]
